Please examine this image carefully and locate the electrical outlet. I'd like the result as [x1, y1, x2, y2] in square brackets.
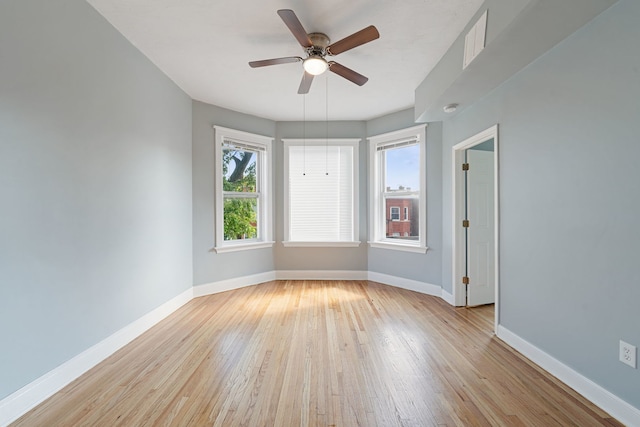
[619, 340, 637, 368]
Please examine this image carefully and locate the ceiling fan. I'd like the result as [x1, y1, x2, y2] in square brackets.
[249, 9, 379, 94]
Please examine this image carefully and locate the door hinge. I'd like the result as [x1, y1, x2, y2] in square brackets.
[462, 163, 469, 171]
[462, 276, 470, 285]
[462, 219, 470, 228]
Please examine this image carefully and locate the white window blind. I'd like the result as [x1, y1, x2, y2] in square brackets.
[287, 145, 354, 242]
[223, 138, 266, 152]
[376, 137, 418, 151]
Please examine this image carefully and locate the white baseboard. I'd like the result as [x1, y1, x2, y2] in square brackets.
[367, 271, 441, 297]
[276, 270, 368, 281]
[497, 325, 640, 427]
[441, 289, 455, 305]
[0, 287, 194, 427]
[192, 271, 277, 297]
[195, 270, 439, 299]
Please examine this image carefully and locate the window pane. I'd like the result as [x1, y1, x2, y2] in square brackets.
[383, 143, 420, 241]
[223, 148, 257, 192]
[384, 144, 420, 191]
[223, 197, 258, 241]
[385, 195, 419, 241]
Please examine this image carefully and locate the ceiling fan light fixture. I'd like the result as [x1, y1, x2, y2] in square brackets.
[303, 55, 328, 75]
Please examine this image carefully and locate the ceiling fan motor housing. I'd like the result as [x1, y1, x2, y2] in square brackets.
[307, 32, 330, 56]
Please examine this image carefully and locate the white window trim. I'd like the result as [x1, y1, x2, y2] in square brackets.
[282, 138, 360, 247]
[368, 124, 428, 253]
[213, 125, 274, 253]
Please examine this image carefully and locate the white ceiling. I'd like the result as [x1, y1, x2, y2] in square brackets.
[86, 0, 484, 121]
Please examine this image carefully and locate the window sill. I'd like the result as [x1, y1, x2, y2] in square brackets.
[368, 241, 429, 253]
[212, 241, 275, 254]
[282, 241, 362, 248]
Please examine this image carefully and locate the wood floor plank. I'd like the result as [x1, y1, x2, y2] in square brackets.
[11, 280, 623, 427]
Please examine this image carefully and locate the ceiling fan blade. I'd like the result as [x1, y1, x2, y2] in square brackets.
[298, 72, 314, 94]
[328, 62, 368, 86]
[277, 9, 313, 48]
[327, 25, 380, 55]
[249, 57, 302, 68]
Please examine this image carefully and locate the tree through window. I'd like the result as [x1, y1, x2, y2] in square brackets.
[223, 147, 258, 240]
[214, 126, 273, 253]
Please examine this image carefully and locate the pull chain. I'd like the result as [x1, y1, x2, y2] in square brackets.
[303, 93, 306, 176]
[325, 73, 329, 176]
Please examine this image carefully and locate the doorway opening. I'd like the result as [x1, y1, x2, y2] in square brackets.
[452, 125, 499, 332]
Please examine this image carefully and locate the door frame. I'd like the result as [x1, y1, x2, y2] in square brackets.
[452, 125, 499, 331]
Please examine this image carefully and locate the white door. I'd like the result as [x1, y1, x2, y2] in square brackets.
[466, 149, 495, 306]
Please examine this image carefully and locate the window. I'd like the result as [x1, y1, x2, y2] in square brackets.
[368, 125, 427, 253]
[214, 126, 273, 253]
[390, 207, 400, 221]
[283, 138, 360, 247]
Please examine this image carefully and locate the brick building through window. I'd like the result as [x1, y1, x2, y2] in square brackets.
[385, 197, 419, 239]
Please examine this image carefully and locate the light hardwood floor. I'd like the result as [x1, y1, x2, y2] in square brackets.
[12, 280, 622, 426]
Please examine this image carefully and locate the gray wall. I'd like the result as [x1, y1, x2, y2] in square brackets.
[366, 110, 443, 285]
[0, 0, 193, 400]
[440, 0, 640, 408]
[192, 101, 276, 285]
